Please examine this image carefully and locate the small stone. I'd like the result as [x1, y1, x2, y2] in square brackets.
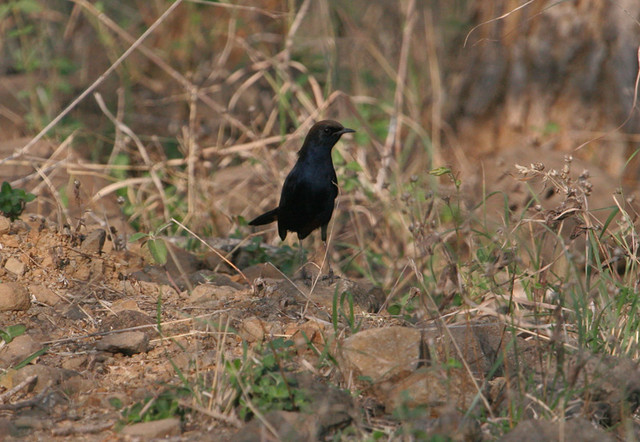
[121, 418, 181, 438]
[0, 335, 42, 368]
[96, 331, 149, 355]
[377, 368, 476, 412]
[286, 320, 326, 348]
[339, 326, 421, 383]
[239, 317, 266, 342]
[61, 355, 88, 371]
[111, 299, 140, 312]
[61, 304, 89, 321]
[242, 262, 285, 280]
[80, 229, 106, 254]
[72, 260, 91, 280]
[4, 257, 26, 277]
[0, 216, 10, 235]
[188, 283, 241, 304]
[5, 364, 80, 393]
[0, 282, 30, 311]
[29, 284, 60, 306]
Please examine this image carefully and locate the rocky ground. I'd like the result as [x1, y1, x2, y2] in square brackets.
[0, 214, 639, 441]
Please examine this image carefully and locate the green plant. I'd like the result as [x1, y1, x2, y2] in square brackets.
[111, 387, 189, 427]
[225, 338, 308, 420]
[0, 324, 26, 344]
[0, 182, 35, 220]
[129, 223, 170, 265]
[242, 235, 304, 276]
[332, 289, 362, 334]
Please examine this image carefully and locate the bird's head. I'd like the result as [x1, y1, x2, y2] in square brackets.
[303, 120, 355, 151]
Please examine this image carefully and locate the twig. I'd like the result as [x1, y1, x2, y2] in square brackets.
[171, 218, 250, 284]
[52, 421, 114, 436]
[177, 399, 243, 428]
[0, 386, 50, 411]
[0, 375, 38, 403]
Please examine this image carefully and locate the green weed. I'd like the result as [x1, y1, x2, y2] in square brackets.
[0, 182, 36, 220]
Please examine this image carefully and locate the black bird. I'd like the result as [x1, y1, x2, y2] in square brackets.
[249, 120, 355, 243]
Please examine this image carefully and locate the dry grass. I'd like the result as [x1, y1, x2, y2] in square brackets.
[3, 0, 640, 437]
[5, 0, 640, 359]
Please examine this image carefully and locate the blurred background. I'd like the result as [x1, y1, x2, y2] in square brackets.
[1, 0, 640, 289]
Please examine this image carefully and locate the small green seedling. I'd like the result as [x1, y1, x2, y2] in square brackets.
[129, 223, 170, 265]
[0, 182, 36, 220]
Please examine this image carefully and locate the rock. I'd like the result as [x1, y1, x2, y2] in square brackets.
[100, 310, 158, 344]
[0, 334, 42, 368]
[165, 242, 203, 275]
[29, 284, 60, 306]
[242, 262, 285, 280]
[296, 372, 355, 434]
[239, 317, 266, 342]
[233, 411, 313, 442]
[338, 322, 541, 413]
[0, 216, 10, 234]
[253, 276, 385, 315]
[419, 408, 482, 441]
[0, 282, 30, 311]
[80, 228, 106, 254]
[71, 259, 91, 280]
[110, 299, 140, 312]
[339, 326, 421, 382]
[2, 364, 81, 393]
[286, 320, 327, 348]
[96, 331, 149, 355]
[100, 310, 155, 339]
[60, 304, 90, 321]
[501, 417, 614, 442]
[203, 248, 233, 272]
[376, 368, 477, 412]
[61, 355, 88, 371]
[121, 417, 181, 438]
[567, 353, 640, 425]
[188, 283, 244, 304]
[4, 257, 26, 277]
[124, 279, 180, 299]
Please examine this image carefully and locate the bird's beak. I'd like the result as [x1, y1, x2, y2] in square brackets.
[338, 127, 356, 135]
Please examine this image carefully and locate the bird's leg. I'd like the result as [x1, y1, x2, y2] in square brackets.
[298, 237, 305, 265]
[320, 225, 335, 281]
[297, 236, 312, 280]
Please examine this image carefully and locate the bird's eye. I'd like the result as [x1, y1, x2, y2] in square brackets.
[324, 127, 331, 133]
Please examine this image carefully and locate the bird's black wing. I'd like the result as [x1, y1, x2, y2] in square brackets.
[277, 167, 304, 240]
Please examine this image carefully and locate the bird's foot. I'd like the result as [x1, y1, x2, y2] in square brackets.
[321, 266, 338, 284]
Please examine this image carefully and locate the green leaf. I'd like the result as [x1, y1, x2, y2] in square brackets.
[148, 238, 168, 265]
[4, 324, 26, 342]
[128, 232, 149, 242]
[109, 397, 123, 410]
[13, 346, 48, 370]
[429, 166, 452, 176]
[387, 304, 401, 315]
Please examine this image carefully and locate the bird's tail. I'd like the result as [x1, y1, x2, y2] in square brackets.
[248, 208, 278, 226]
